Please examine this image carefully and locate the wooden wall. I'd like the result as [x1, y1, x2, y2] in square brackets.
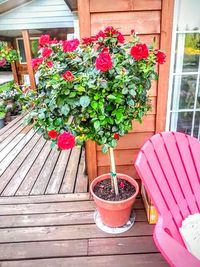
[79, 0, 174, 182]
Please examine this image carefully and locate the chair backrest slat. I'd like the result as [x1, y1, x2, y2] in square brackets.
[135, 132, 200, 242]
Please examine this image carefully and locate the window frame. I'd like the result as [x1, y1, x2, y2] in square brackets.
[16, 37, 39, 65]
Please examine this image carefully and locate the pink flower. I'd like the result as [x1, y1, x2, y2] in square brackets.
[31, 57, 43, 69]
[42, 47, 52, 58]
[95, 52, 113, 72]
[0, 58, 6, 67]
[62, 71, 75, 81]
[39, 35, 51, 46]
[46, 60, 53, 68]
[57, 132, 76, 150]
[62, 39, 79, 52]
[130, 44, 149, 61]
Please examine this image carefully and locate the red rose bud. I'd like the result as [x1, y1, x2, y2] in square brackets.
[0, 58, 6, 67]
[39, 34, 51, 46]
[119, 181, 125, 188]
[116, 32, 125, 44]
[48, 130, 59, 139]
[62, 71, 75, 81]
[31, 57, 43, 69]
[131, 29, 135, 35]
[114, 133, 119, 140]
[82, 37, 95, 45]
[62, 39, 79, 52]
[46, 60, 53, 68]
[42, 47, 52, 58]
[95, 52, 113, 72]
[57, 132, 76, 150]
[130, 43, 149, 61]
[155, 50, 166, 64]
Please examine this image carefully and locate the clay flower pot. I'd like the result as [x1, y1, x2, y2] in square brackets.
[90, 173, 139, 227]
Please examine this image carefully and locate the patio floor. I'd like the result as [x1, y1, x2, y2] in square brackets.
[0, 115, 88, 196]
[0, 193, 168, 266]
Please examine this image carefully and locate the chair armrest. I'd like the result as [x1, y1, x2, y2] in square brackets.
[154, 217, 200, 267]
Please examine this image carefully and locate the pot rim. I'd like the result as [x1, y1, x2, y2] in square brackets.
[90, 173, 139, 204]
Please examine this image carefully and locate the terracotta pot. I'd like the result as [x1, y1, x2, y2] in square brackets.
[90, 173, 139, 227]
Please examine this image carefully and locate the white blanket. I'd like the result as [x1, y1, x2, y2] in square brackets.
[179, 213, 200, 260]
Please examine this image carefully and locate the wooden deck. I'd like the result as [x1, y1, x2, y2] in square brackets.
[0, 115, 88, 196]
[0, 193, 168, 266]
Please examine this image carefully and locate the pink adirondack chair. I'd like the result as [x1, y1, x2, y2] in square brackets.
[135, 132, 200, 267]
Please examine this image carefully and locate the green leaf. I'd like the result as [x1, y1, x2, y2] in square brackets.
[101, 145, 108, 154]
[80, 96, 90, 108]
[38, 112, 45, 120]
[61, 104, 70, 116]
[91, 101, 98, 110]
[122, 87, 128, 94]
[127, 99, 135, 106]
[107, 94, 116, 101]
[50, 140, 56, 149]
[69, 92, 76, 98]
[111, 139, 117, 148]
[129, 89, 136, 97]
[94, 120, 100, 130]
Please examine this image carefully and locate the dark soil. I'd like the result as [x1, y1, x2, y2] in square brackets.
[93, 178, 136, 201]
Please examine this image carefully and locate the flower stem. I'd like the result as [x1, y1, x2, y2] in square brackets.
[109, 147, 119, 196]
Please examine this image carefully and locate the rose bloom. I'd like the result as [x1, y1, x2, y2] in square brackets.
[116, 32, 125, 44]
[95, 30, 106, 41]
[46, 60, 53, 68]
[0, 58, 6, 67]
[114, 133, 119, 140]
[62, 71, 75, 81]
[31, 57, 43, 69]
[82, 37, 95, 45]
[39, 34, 51, 46]
[130, 43, 149, 61]
[42, 47, 52, 58]
[57, 132, 76, 150]
[95, 52, 113, 72]
[48, 130, 59, 139]
[62, 39, 79, 52]
[155, 50, 166, 64]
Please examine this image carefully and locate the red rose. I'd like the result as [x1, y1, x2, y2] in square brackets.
[46, 60, 53, 68]
[95, 52, 113, 72]
[48, 130, 59, 139]
[130, 44, 149, 61]
[155, 50, 166, 64]
[31, 57, 43, 69]
[82, 37, 95, 45]
[57, 132, 76, 150]
[50, 38, 58, 44]
[62, 71, 74, 81]
[116, 32, 125, 44]
[95, 30, 106, 41]
[42, 47, 52, 58]
[104, 26, 115, 35]
[39, 34, 51, 46]
[114, 133, 119, 140]
[62, 39, 79, 52]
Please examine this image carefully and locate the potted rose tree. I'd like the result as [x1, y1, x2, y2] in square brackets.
[23, 28, 165, 229]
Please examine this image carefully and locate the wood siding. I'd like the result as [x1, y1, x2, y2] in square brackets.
[78, 0, 174, 182]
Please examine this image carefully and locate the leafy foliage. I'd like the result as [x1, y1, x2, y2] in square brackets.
[23, 28, 164, 152]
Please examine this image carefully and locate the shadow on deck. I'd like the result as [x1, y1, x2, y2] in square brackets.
[0, 115, 88, 196]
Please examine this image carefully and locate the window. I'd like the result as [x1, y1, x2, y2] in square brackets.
[16, 38, 39, 64]
[167, 0, 200, 138]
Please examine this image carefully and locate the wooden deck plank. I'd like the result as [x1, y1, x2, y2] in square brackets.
[0, 193, 90, 204]
[88, 236, 158, 255]
[60, 147, 82, 193]
[0, 210, 146, 228]
[0, 114, 24, 138]
[0, 125, 32, 162]
[0, 129, 35, 179]
[0, 223, 153, 243]
[1, 136, 45, 196]
[0, 254, 168, 267]
[15, 141, 52, 196]
[75, 147, 88, 193]
[0, 240, 88, 260]
[45, 150, 71, 194]
[30, 147, 60, 195]
[0, 199, 143, 215]
[0, 132, 40, 194]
